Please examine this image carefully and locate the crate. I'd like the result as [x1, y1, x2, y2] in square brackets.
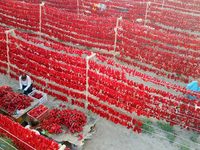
[28, 89, 47, 105]
[27, 104, 50, 123]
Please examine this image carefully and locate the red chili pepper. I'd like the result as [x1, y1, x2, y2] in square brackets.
[65, 130, 69, 134]
[62, 105, 66, 108]
[78, 133, 83, 140]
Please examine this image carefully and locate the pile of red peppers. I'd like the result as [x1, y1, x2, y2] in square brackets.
[32, 92, 43, 99]
[28, 104, 48, 118]
[0, 86, 34, 115]
[40, 108, 87, 135]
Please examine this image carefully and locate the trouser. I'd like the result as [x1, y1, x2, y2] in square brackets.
[22, 84, 33, 95]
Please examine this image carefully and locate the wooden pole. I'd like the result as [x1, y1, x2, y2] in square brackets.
[144, 2, 151, 26]
[5, 29, 14, 82]
[39, 2, 45, 39]
[162, 0, 165, 8]
[113, 16, 122, 61]
[85, 53, 96, 111]
[77, 0, 79, 14]
[119, 18, 124, 54]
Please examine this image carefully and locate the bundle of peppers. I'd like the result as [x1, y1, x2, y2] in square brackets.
[40, 108, 87, 135]
[0, 86, 34, 115]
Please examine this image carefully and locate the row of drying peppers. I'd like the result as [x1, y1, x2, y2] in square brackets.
[88, 79, 200, 131]
[120, 21, 199, 54]
[148, 6, 200, 32]
[42, 9, 116, 40]
[5, 68, 145, 134]
[118, 36, 199, 79]
[86, 0, 200, 33]
[4, 29, 200, 129]
[6, 56, 198, 131]
[2, 0, 199, 41]
[0, 114, 60, 150]
[42, 23, 114, 52]
[86, 0, 200, 13]
[42, 15, 115, 45]
[148, 22, 198, 39]
[3, 7, 194, 84]
[8, 32, 198, 98]
[38, 33, 191, 84]
[8, 13, 198, 80]
[41, 7, 200, 80]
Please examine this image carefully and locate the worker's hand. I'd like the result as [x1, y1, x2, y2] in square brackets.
[17, 88, 22, 91]
[21, 90, 25, 94]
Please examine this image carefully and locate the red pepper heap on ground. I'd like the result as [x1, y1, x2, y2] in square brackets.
[40, 108, 87, 135]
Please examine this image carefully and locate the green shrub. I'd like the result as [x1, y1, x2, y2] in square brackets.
[141, 119, 155, 134]
[0, 137, 18, 150]
[157, 121, 175, 133]
[179, 143, 190, 150]
[189, 134, 198, 143]
[166, 134, 175, 143]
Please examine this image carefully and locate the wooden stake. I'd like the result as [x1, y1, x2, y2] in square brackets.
[5, 29, 14, 82]
[162, 0, 165, 9]
[144, 2, 151, 26]
[77, 0, 79, 14]
[39, 2, 45, 39]
[113, 16, 122, 61]
[4, 29, 20, 82]
[85, 53, 96, 111]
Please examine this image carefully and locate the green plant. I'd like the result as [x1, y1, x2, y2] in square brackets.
[157, 121, 175, 133]
[153, 40, 159, 43]
[26, 30, 34, 33]
[85, 47, 92, 50]
[190, 134, 198, 143]
[179, 146, 190, 150]
[88, 110, 93, 117]
[59, 39, 64, 42]
[176, 73, 182, 77]
[116, 53, 121, 57]
[134, 59, 139, 62]
[141, 119, 155, 134]
[179, 143, 190, 150]
[0, 137, 18, 150]
[41, 130, 50, 135]
[120, 61, 125, 65]
[17, 28, 23, 31]
[166, 134, 175, 143]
